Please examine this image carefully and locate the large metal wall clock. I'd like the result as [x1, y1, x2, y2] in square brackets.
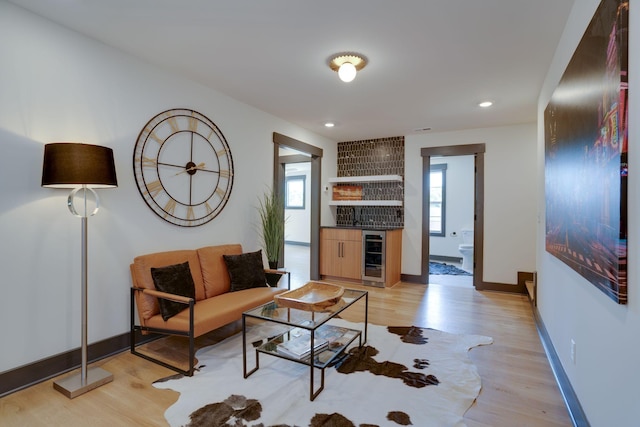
[133, 108, 234, 227]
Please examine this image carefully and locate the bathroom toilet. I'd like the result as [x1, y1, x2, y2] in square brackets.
[458, 229, 474, 272]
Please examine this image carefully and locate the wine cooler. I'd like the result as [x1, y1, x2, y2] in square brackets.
[362, 230, 385, 286]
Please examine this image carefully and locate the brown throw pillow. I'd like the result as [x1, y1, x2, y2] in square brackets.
[150, 261, 196, 321]
[223, 250, 268, 291]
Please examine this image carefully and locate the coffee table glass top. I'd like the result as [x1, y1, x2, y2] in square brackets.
[244, 288, 367, 328]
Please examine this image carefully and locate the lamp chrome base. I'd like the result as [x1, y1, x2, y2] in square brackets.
[53, 367, 113, 399]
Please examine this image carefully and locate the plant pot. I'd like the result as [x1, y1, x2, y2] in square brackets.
[268, 261, 279, 269]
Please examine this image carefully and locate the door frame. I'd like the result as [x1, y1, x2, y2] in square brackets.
[272, 132, 323, 280]
[421, 144, 486, 289]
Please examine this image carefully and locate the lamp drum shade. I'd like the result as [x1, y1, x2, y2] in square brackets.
[42, 143, 117, 188]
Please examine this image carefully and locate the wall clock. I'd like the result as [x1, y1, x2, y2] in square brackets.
[133, 108, 234, 227]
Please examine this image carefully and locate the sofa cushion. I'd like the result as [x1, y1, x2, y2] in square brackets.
[144, 287, 286, 337]
[150, 261, 196, 321]
[131, 249, 205, 320]
[197, 244, 242, 298]
[223, 250, 268, 291]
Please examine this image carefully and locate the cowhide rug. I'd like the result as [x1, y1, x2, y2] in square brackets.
[154, 319, 492, 427]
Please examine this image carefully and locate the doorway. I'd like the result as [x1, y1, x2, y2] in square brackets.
[283, 160, 311, 288]
[428, 156, 475, 288]
[272, 133, 323, 283]
[421, 144, 486, 290]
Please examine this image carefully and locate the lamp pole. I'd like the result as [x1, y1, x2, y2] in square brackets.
[42, 143, 117, 399]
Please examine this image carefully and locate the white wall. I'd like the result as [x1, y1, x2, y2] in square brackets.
[537, 1, 639, 425]
[405, 123, 538, 284]
[429, 155, 475, 258]
[0, 2, 336, 373]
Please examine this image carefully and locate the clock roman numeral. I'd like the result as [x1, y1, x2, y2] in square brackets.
[167, 116, 179, 133]
[140, 156, 157, 168]
[219, 169, 230, 178]
[186, 206, 195, 220]
[216, 148, 227, 156]
[164, 199, 177, 216]
[215, 187, 227, 199]
[188, 117, 198, 132]
[145, 180, 164, 198]
[148, 130, 164, 145]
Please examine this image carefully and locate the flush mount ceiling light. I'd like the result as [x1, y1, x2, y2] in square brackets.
[478, 101, 493, 108]
[329, 53, 367, 82]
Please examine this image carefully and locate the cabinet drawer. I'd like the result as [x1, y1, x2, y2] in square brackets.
[321, 228, 362, 242]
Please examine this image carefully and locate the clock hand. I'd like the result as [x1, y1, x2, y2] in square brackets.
[174, 162, 206, 176]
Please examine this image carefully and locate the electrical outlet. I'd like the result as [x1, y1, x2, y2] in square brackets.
[570, 339, 576, 364]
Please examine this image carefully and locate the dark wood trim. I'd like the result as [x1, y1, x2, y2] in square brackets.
[273, 132, 323, 157]
[480, 281, 526, 293]
[421, 143, 486, 157]
[273, 132, 322, 280]
[421, 144, 490, 290]
[420, 155, 431, 282]
[280, 154, 312, 164]
[309, 158, 321, 280]
[474, 149, 486, 290]
[517, 271, 534, 294]
[533, 307, 590, 426]
[401, 273, 425, 284]
[0, 331, 155, 398]
[429, 255, 461, 263]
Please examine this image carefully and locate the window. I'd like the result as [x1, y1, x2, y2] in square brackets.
[285, 175, 306, 209]
[429, 164, 447, 236]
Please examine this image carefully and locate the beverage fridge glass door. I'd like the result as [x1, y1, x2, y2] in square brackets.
[362, 230, 385, 282]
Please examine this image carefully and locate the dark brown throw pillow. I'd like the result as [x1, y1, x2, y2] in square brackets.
[150, 261, 196, 321]
[223, 250, 268, 291]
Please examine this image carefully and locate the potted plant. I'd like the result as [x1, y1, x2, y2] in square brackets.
[257, 188, 286, 269]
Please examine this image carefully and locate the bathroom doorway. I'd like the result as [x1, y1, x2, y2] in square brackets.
[420, 144, 486, 290]
[428, 155, 475, 287]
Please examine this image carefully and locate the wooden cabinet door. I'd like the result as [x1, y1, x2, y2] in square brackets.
[384, 229, 402, 286]
[320, 228, 362, 280]
[320, 237, 340, 276]
[340, 240, 362, 280]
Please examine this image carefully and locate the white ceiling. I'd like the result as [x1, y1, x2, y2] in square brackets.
[9, 0, 575, 142]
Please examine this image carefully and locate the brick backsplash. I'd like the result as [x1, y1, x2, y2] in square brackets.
[336, 136, 404, 228]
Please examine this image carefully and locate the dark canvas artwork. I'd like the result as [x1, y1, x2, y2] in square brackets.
[544, 0, 628, 304]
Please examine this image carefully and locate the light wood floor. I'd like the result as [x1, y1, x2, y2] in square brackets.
[0, 280, 573, 427]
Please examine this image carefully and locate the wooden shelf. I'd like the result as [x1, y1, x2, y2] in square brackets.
[328, 175, 403, 206]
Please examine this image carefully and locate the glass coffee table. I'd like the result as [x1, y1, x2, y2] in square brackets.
[242, 287, 368, 400]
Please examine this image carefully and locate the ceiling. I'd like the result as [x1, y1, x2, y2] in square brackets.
[9, 0, 575, 142]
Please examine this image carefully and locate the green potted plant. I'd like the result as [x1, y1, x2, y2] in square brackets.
[257, 188, 286, 269]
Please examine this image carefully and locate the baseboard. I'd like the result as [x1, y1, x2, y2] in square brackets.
[429, 255, 462, 263]
[401, 273, 426, 283]
[284, 240, 310, 247]
[533, 307, 590, 426]
[0, 330, 157, 398]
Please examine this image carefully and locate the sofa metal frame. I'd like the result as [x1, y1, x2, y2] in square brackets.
[130, 271, 289, 377]
[130, 287, 197, 376]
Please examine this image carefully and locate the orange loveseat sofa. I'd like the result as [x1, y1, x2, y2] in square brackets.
[130, 244, 288, 376]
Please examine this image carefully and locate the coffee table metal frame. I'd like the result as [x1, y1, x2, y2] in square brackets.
[242, 288, 368, 400]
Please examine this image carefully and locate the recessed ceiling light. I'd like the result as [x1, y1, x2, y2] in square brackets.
[324, 122, 335, 128]
[478, 101, 493, 108]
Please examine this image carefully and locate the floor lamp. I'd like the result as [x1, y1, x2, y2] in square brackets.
[41, 142, 118, 399]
